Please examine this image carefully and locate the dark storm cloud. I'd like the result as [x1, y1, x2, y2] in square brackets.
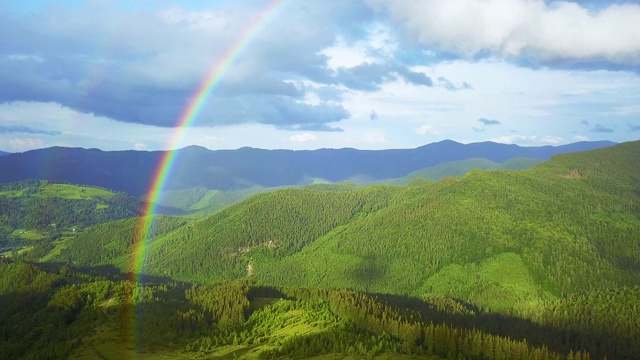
[473, 118, 501, 132]
[478, 118, 501, 125]
[590, 124, 614, 133]
[0, 1, 372, 131]
[255, 96, 350, 129]
[334, 62, 432, 91]
[628, 123, 640, 131]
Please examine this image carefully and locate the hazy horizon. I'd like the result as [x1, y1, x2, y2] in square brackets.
[0, 138, 622, 154]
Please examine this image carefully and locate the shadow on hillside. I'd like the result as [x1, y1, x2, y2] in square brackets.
[148, 204, 186, 216]
[39, 262, 180, 285]
[23, 260, 637, 359]
[348, 255, 387, 291]
[0, 280, 205, 358]
[371, 292, 633, 360]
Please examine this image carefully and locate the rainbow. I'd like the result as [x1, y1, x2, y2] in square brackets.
[128, 0, 289, 351]
[134, 0, 288, 280]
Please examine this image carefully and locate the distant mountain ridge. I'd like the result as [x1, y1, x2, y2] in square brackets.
[0, 151, 9, 156]
[363, 157, 545, 186]
[47, 141, 640, 313]
[0, 140, 616, 196]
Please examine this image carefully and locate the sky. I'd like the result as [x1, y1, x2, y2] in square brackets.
[1, 0, 640, 152]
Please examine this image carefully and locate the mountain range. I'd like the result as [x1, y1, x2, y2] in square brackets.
[1, 140, 639, 359]
[48, 141, 640, 307]
[0, 140, 616, 196]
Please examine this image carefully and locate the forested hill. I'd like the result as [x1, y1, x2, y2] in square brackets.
[0, 180, 143, 237]
[366, 157, 544, 185]
[0, 140, 615, 196]
[5, 258, 637, 359]
[48, 141, 640, 312]
[0, 180, 148, 259]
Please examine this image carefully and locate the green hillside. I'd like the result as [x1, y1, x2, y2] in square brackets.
[48, 187, 393, 280]
[0, 180, 141, 230]
[368, 157, 543, 186]
[46, 215, 190, 271]
[152, 186, 278, 218]
[7, 141, 640, 359]
[45, 142, 640, 313]
[2, 258, 634, 359]
[152, 158, 542, 216]
[497, 157, 544, 170]
[0, 180, 143, 257]
[256, 142, 640, 309]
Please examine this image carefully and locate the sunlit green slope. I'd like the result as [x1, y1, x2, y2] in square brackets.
[256, 141, 640, 310]
[0, 180, 142, 231]
[151, 158, 541, 216]
[47, 215, 190, 272]
[0, 180, 144, 257]
[46, 141, 640, 313]
[150, 186, 276, 218]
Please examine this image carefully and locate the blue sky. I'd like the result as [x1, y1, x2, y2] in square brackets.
[0, 0, 639, 152]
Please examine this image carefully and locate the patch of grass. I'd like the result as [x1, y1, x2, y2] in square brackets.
[309, 354, 443, 360]
[40, 184, 115, 200]
[11, 229, 44, 240]
[17, 246, 33, 255]
[189, 190, 223, 211]
[420, 252, 552, 312]
[39, 238, 72, 262]
[0, 189, 24, 197]
[207, 345, 253, 359]
[270, 311, 321, 338]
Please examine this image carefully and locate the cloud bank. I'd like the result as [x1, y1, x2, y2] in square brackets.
[368, 0, 640, 66]
[0, 0, 638, 152]
[0, 2, 371, 130]
[0, 125, 61, 136]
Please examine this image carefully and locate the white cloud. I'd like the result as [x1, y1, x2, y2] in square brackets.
[157, 5, 227, 32]
[9, 138, 44, 150]
[321, 23, 398, 71]
[134, 143, 148, 150]
[369, 0, 640, 65]
[7, 54, 44, 62]
[491, 135, 526, 144]
[610, 105, 640, 116]
[202, 135, 222, 142]
[573, 135, 589, 141]
[537, 135, 563, 144]
[416, 124, 439, 135]
[321, 37, 373, 70]
[490, 135, 563, 145]
[289, 133, 318, 143]
[362, 130, 387, 144]
[1, 2, 636, 152]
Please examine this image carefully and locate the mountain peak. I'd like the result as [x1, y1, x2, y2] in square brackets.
[179, 145, 211, 152]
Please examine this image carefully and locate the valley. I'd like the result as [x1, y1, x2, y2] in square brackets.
[4, 1, 640, 358]
[1, 140, 639, 359]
